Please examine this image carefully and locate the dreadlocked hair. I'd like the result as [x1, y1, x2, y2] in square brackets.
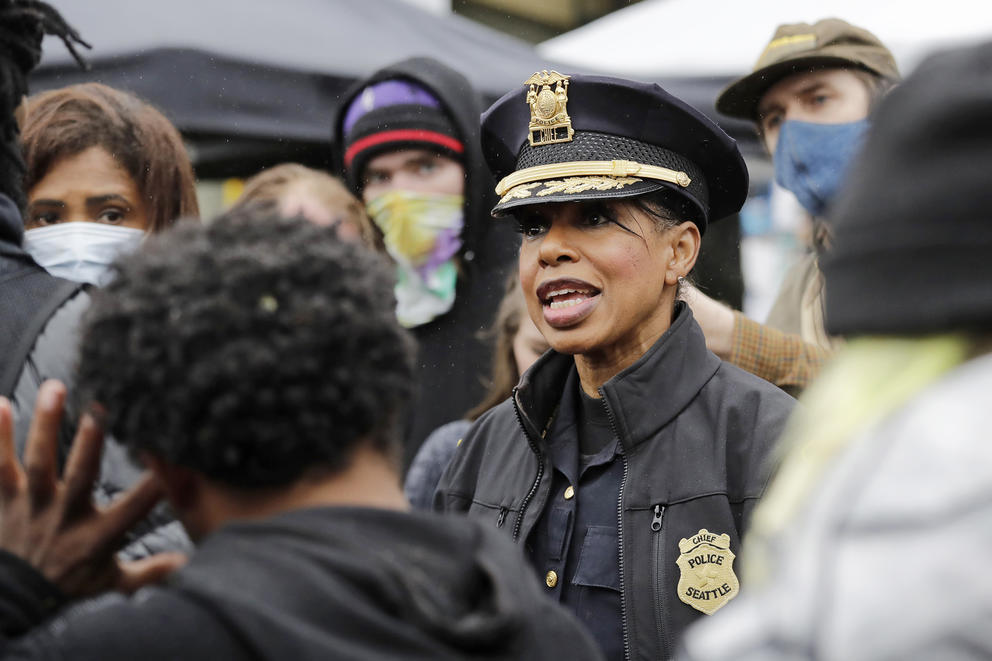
[0, 0, 88, 209]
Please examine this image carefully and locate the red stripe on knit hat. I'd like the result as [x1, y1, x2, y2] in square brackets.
[344, 129, 464, 167]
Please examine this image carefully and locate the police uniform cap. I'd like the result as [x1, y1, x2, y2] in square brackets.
[482, 74, 748, 232]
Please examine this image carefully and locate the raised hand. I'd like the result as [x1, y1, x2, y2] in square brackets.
[0, 380, 184, 599]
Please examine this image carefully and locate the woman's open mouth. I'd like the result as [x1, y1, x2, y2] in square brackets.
[537, 279, 601, 329]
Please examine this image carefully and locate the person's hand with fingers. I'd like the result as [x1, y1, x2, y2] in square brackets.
[0, 380, 185, 601]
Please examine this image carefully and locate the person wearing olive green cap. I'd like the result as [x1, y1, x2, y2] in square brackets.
[687, 18, 899, 397]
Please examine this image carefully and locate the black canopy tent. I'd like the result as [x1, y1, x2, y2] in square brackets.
[30, 0, 587, 176]
[29, 0, 747, 307]
[30, 0, 753, 176]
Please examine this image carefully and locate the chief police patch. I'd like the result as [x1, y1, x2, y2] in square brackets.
[676, 529, 740, 615]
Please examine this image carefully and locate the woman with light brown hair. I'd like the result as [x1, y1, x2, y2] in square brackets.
[19, 82, 198, 285]
[230, 162, 382, 252]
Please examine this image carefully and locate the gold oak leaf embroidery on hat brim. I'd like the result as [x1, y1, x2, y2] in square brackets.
[495, 160, 691, 198]
[498, 176, 642, 204]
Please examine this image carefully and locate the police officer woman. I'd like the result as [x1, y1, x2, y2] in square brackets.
[435, 73, 796, 660]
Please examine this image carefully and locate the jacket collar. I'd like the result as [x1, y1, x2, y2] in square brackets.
[515, 302, 720, 450]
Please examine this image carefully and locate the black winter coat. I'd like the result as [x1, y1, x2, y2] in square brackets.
[436, 305, 796, 660]
[0, 507, 605, 661]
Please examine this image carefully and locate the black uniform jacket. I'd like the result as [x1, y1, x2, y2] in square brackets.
[435, 304, 796, 660]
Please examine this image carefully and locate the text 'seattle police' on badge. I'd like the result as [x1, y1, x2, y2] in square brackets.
[676, 529, 740, 615]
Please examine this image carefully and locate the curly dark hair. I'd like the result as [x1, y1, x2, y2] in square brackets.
[75, 208, 415, 488]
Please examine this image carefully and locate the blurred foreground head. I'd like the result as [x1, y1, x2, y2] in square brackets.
[76, 208, 415, 487]
[822, 41, 992, 336]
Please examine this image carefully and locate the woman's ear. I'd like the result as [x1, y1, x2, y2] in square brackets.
[665, 222, 701, 286]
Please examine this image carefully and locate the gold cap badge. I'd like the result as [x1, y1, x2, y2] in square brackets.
[525, 70, 574, 147]
[676, 529, 740, 615]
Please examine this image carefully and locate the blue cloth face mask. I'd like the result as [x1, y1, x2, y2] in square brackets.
[773, 118, 870, 218]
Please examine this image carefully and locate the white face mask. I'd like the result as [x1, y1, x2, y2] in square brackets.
[22, 222, 145, 286]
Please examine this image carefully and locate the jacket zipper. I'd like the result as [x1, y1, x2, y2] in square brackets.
[652, 504, 671, 658]
[496, 506, 508, 528]
[601, 389, 632, 661]
[651, 504, 665, 531]
[511, 388, 545, 542]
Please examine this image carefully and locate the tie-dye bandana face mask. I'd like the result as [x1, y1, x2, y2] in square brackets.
[366, 190, 465, 327]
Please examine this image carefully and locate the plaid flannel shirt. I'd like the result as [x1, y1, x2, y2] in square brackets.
[728, 312, 831, 397]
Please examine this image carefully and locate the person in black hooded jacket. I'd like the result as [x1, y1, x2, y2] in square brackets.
[332, 57, 518, 466]
[0, 1, 88, 423]
[0, 208, 604, 661]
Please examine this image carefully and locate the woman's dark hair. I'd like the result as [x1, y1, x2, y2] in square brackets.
[630, 188, 702, 232]
[628, 189, 700, 299]
[76, 209, 415, 488]
[20, 83, 198, 232]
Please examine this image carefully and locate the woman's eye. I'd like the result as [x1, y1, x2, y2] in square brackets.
[582, 206, 615, 227]
[514, 218, 547, 238]
[417, 161, 438, 175]
[98, 208, 125, 224]
[32, 212, 61, 226]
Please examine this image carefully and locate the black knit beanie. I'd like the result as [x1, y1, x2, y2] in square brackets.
[339, 78, 463, 192]
[822, 41, 992, 336]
